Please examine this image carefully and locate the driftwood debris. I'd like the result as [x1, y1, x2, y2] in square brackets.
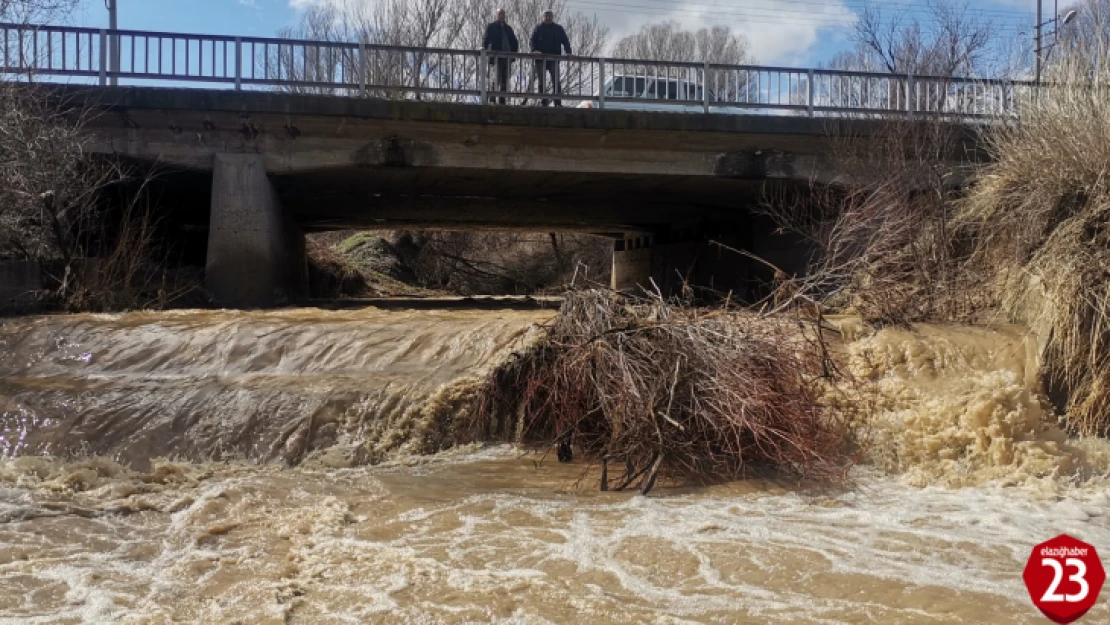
[476, 290, 854, 495]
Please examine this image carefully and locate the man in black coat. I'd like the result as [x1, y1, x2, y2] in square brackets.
[530, 10, 572, 106]
[482, 9, 519, 105]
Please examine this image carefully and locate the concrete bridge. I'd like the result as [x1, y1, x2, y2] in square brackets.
[73, 86, 985, 306]
[2, 24, 1010, 306]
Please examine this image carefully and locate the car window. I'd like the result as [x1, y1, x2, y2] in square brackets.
[655, 80, 705, 100]
[606, 77, 706, 101]
[646, 79, 680, 100]
[607, 77, 647, 97]
[678, 82, 705, 100]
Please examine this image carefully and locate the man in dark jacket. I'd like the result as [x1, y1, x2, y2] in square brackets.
[482, 9, 519, 105]
[530, 10, 571, 106]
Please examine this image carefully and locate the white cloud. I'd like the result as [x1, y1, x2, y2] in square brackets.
[591, 1, 857, 64]
[285, 0, 857, 64]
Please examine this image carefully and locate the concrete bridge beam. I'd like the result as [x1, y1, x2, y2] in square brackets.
[206, 154, 307, 307]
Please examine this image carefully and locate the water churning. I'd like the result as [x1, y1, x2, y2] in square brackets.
[0, 307, 551, 467]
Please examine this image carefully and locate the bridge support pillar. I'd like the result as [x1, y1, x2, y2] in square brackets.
[206, 154, 307, 307]
[611, 236, 654, 292]
[611, 234, 753, 300]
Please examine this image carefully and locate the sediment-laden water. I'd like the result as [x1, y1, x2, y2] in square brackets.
[1, 307, 1108, 623]
[0, 307, 552, 467]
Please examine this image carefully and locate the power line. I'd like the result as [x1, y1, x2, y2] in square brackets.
[566, 0, 1028, 25]
[603, 0, 1035, 20]
[566, 0, 1031, 31]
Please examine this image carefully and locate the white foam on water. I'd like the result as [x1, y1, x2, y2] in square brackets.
[1, 456, 1107, 623]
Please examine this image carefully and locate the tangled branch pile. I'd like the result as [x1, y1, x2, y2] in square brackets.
[475, 290, 854, 492]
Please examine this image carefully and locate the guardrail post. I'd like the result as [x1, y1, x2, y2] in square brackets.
[478, 48, 488, 104]
[807, 69, 815, 117]
[98, 29, 107, 86]
[906, 72, 915, 118]
[358, 41, 367, 97]
[704, 60, 711, 113]
[598, 58, 605, 110]
[234, 37, 242, 90]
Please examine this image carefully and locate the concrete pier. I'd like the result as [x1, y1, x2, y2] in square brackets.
[611, 235, 758, 299]
[611, 237, 653, 292]
[206, 154, 306, 308]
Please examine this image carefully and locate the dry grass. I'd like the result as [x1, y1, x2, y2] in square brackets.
[305, 238, 379, 299]
[954, 32, 1110, 435]
[471, 290, 855, 493]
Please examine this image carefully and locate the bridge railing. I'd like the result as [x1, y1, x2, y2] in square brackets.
[0, 22, 1036, 118]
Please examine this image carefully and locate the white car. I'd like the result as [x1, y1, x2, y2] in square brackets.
[577, 75, 712, 113]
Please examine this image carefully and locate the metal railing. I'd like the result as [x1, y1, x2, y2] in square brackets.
[0, 23, 1036, 118]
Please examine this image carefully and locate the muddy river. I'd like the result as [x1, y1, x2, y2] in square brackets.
[1, 307, 1108, 623]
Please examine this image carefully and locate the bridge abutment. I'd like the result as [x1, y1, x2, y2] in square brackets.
[206, 154, 307, 308]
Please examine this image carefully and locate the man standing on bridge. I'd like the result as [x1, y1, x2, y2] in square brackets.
[530, 10, 571, 107]
[483, 8, 519, 105]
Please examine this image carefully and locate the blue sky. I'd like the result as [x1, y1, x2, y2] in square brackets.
[67, 0, 1048, 67]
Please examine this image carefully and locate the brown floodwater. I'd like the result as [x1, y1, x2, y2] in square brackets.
[0, 307, 553, 466]
[1, 307, 1109, 624]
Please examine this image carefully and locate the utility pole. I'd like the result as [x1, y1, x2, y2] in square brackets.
[106, 0, 118, 86]
[1030, 0, 1038, 84]
[1035, 1, 1079, 83]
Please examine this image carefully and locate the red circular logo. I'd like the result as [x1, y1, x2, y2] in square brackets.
[1023, 534, 1105, 624]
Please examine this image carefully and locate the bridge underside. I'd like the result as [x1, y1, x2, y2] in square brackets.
[272, 167, 779, 234]
[144, 161, 803, 306]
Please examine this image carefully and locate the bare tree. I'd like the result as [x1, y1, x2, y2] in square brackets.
[1050, 0, 1110, 77]
[1, 0, 94, 264]
[609, 21, 752, 102]
[0, 0, 77, 23]
[0, 85, 101, 262]
[612, 21, 750, 65]
[392, 230, 609, 295]
[461, 0, 607, 58]
[814, 1, 1009, 116]
[274, 0, 607, 100]
[840, 1, 997, 76]
[271, 0, 462, 97]
[0, 1, 185, 310]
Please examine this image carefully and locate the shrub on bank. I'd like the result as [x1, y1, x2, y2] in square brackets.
[953, 32, 1110, 435]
